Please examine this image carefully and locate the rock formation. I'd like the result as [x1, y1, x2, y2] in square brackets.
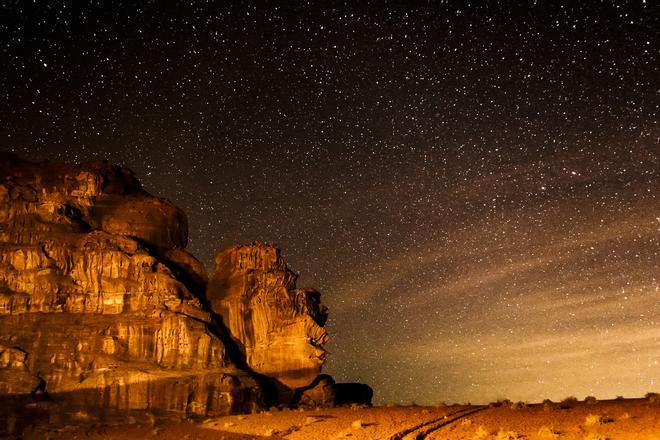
[207, 243, 329, 394]
[0, 153, 371, 432]
[0, 153, 260, 420]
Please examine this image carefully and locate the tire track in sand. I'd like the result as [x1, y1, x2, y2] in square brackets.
[386, 406, 488, 440]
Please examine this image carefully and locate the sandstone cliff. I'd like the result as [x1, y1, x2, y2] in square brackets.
[0, 153, 260, 419]
[0, 153, 370, 432]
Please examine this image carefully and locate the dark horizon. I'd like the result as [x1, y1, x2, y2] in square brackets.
[2, 2, 659, 405]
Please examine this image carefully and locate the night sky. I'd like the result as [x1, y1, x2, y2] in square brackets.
[2, 2, 659, 405]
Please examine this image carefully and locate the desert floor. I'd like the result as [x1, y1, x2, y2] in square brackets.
[19, 398, 660, 439]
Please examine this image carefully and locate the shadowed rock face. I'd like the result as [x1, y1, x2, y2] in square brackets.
[0, 154, 260, 417]
[207, 243, 329, 391]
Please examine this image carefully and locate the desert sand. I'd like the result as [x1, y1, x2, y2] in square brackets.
[21, 398, 660, 440]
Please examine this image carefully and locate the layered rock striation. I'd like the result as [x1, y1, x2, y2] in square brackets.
[0, 154, 260, 418]
[0, 153, 370, 429]
[207, 243, 329, 393]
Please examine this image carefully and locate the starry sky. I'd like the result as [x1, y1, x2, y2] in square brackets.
[2, 2, 659, 405]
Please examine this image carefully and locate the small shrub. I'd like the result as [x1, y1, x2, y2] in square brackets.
[473, 425, 491, 440]
[559, 396, 578, 409]
[584, 414, 614, 426]
[496, 429, 522, 440]
[489, 399, 511, 408]
[645, 392, 660, 403]
[584, 414, 603, 426]
[537, 426, 560, 438]
[543, 400, 556, 412]
[615, 395, 624, 400]
[510, 401, 527, 410]
[584, 396, 598, 405]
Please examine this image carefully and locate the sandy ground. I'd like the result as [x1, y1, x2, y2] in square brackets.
[14, 398, 660, 439]
[426, 398, 660, 439]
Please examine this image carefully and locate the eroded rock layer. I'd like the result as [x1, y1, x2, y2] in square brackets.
[0, 153, 371, 429]
[0, 153, 260, 417]
[207, 243, 329, 391]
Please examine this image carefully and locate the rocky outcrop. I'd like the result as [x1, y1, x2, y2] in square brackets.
[334, 382, 374, 406]
[207, 243, 329, 394]
[0, 153, 260, 419]
[297, 376, 373, 408]
[0, 153, 371, 430]
[299, 374, 337, 407]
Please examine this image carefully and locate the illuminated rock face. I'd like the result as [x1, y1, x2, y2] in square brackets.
[0, 153, 371, 420]
[0, 154, 260, 416]
[207, 243, 329, 391]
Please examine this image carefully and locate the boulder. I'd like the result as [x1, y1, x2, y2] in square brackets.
[299, 374, 336, 407]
